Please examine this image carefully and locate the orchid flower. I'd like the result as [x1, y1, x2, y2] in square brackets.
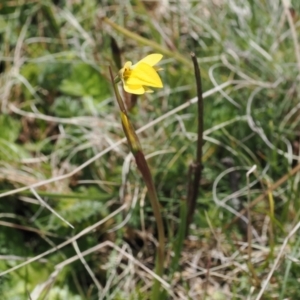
[118, 54, 163, 95]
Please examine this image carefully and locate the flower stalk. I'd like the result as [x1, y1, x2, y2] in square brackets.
[109, 66, 165, 297]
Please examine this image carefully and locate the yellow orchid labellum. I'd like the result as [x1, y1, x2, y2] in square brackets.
[118, 54, 163, 95]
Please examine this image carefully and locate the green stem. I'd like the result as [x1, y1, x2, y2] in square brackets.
[109, 67, 165, 297]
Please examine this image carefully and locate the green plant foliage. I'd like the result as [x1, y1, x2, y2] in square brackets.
[45, 286, 82, 300]
[47, 198, 108, 231]
[1, 0, 300, 299]
[60, 63, 111, 103]
[51, 96, 84, 118]
[0, 114, 21, 142]
[0, 115, 29, 160]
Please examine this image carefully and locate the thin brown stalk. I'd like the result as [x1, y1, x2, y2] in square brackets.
[186, 52, 204, 236]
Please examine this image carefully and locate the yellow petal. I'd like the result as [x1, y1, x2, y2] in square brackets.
[124, 83, 145, 95]
[137, 54, 163, 67]
[126, 63, 163, 88]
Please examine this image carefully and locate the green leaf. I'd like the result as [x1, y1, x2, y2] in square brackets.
[51, 96, 83, 118]
[59, 63, 111, 102]
[0, 115, 20, 142]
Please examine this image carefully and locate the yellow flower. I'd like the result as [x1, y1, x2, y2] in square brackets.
[119, 54, 163, 95]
